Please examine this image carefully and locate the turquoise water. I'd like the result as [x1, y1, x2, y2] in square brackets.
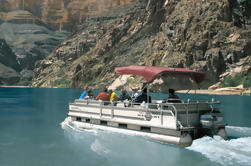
[0, 87, 251, 166]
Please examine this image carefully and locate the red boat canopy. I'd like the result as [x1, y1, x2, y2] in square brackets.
[115, 66, 205, 83]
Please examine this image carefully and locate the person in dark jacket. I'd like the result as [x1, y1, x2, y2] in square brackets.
[133, 88, 151, 103]
[167, 88, 181, 103]
[168, 88, 179, 99]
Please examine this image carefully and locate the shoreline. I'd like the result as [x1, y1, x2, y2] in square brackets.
[177, 89, 251, 95]
[1, 86, 250, 95]
[0, 85, 31, 88]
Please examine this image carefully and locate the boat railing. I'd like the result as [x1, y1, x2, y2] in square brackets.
[71, 99, 178, 129]
[71, 99, 220, 129]
[73, 99, 220, 118]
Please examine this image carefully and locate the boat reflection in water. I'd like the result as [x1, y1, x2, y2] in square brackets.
[62, 66, 227, 147]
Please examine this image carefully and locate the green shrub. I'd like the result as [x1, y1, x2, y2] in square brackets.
[243, 72, 251, 88]
[221, 72, 251, 88]
[53, 80, 71, 88]
[221, 74, 244, 87]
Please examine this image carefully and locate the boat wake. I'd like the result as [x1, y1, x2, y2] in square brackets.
[61, 118, 251, 166]
[61, 117, 98, 134]
[61, 118, 164, 166]
[187, 126, 251, 166]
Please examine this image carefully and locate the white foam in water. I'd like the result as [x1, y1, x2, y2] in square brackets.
[187, 126, 251, 166]
[61, 117, 97, 134]
[91, 139, 113, 156]
[62, 119, 251, 166]
[61, 119, 154, 160]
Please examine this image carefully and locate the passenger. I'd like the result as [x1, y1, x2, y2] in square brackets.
[132, 88, 139, 100]
[167, 88, 181, 103]
[109, 89, 119, 102]
[79, 88, 88, 100]
[84, 89, 94, 100]
[133, 87, 151, 103]
[168, 88, 179, 99]
[119, 90, 131, 101]
[96, 88, 110, 101]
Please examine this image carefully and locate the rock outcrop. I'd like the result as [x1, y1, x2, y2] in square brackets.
[0, 39, 20, 85]
[31, 0, 251, 90]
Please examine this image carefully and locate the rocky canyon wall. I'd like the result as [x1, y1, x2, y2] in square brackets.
[31, 0, 251, 90]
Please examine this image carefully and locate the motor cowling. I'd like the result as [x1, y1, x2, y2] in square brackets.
[200, 113, 224, 129]
[200, 113, 227, 139]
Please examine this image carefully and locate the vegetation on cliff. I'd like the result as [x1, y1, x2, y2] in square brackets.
[221, 71, 251, 88]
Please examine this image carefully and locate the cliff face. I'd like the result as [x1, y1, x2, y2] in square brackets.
[0, 0, 131, 31]
[0, 0, 134, 85]
[0, 20, 69, 85]
[31, 0, 251, 90]
[32, 1, 145, 88]
[0, 39, 20, 85]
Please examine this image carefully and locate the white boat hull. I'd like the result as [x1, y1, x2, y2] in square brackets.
[62, 117, 193, 147]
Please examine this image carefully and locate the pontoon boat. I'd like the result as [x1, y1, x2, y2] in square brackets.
[62, 66, 227, 147]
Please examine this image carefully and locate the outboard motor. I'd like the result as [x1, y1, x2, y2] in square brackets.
[200, 113, 227, 139]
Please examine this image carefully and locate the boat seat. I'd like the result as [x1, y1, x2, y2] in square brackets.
[167, 98, 182, 103]
[103, 101, 111, 106]
[148, 104, 158, 109]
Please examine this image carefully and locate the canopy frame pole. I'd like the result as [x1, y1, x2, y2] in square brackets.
[194, 88, 196, 101]
[141, 82, 149, 103]
[140, 82, 150, 113]
[145, 83, 150, 113]
[194, 83, 199, 101]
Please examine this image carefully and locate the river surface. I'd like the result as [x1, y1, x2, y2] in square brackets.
[0, 87, 251, 166]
